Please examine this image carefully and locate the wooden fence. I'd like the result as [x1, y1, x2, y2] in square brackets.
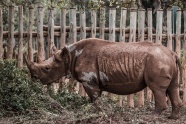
[0, 5, 186, 108]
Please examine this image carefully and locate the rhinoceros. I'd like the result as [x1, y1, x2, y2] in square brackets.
[25, 38, 182, 119]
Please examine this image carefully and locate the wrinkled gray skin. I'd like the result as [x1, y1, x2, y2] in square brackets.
[25, 38, 182, 119]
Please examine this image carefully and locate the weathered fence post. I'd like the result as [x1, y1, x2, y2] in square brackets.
[155, 9, 163, 44]
[91, 9, 96, 38]
[80, 9, 86, 40]
[69, 7, 77, 43]
[18, 5, 23, 68]
[0, 6, 3, 59]
[128, 8, 137, 108]
[59, 8, 66, 91]
[175, 9, 181, 58]
[147, 8, 153, 102]
[79, 8, 86, 96]
[60, 8, 66, 48]
[48, 7, 55, 57]
[118, 7, 127, 106]
[129, 8, 137, 43]
[108, 8, 116, 100]
[137, 9, 145, 107]
[120, 7, 127, 42]
[147, 8, 152, 42]
[137, 9, 145, 42]
[6, 5, 14, 59]
[28, 5, 34, 61]
[37, 4, 45, 62]
[99, 8, 105, 39]
[69, 7, 78, 93]
[109, 8, 116, 41]
[47, 7, 58, 94]
[183, 9, 186, 107]
[167, 8, 173, 50]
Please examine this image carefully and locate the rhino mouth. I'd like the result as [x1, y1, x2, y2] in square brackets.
[40, 77, 62, 85]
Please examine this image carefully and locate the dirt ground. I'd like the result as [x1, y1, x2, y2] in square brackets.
[0, 99, 186, 124]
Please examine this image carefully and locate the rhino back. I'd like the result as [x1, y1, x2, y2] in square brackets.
[98, 42, 151, 84]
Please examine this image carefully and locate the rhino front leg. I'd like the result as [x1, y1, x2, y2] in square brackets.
[82, 82, 102, 103]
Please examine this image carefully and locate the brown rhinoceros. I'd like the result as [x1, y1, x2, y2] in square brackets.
[25, 38, 182, 119]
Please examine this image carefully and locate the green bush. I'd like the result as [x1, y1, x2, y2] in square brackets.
[0, 59, 89, 118]
[54, 89, 89, 110]
[0, 60, 45, 116]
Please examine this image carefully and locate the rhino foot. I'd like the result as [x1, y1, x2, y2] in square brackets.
[168, 115, 179, 120]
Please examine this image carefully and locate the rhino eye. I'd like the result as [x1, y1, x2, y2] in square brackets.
[42, 66, 50, 72]
[45, 67, 50, 71]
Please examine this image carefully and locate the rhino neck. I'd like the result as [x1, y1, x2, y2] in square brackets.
[67, 42, 81, 79]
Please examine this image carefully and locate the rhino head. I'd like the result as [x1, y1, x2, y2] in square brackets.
[25, 47, 71, 85]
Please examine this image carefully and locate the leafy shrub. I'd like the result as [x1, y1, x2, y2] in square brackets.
[0, 59, 89, 118]
[54, 89, 89, 110]
[0, 60, 45, 116]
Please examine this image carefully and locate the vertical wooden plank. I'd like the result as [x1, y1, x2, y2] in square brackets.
[91, 9, 96, 38]
[37, 4, 45, 63]
[47, 7, 56, 95]
[109, 8, 116, 41]
[69, 7, 78, 93]
[79, 9, 86, 96]
[28, 5, 34, 61]
[129, 8, 137, 43]
[108, 8, 116, 100]
[99, 8, 105, 39]
[120, 7, 127, 42]
[128, 8, 137, 108]
[80, 9, 86, 40]
[48, 7, 55, 57]
[69, 7, 77, 43]
[175, 9, 181, 58]
[59, 8, 66, 92]
[119, 7, 127, 106]
[60, 8, 66, 48]
[137, 9, 145, 108]
[147, 8, 153, 102]
[147, 8, 152, 42]
[0, 6, 3, 59]
[6, 5, 14, 59]
[167, 8, 173, 50]
[137, 9, 145, 42]
[183, 9, 186, 107]
[18, 5, 23, 68]
[155, 9, 163, 44]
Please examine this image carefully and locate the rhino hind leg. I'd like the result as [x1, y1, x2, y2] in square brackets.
[167, 88, 182, 119]
[144, 73, 169, 115]
[152, 90, 168, 115]
[167, 76, 182, 119]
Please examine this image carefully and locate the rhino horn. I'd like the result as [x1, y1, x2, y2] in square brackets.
[24, 54, 36, 71]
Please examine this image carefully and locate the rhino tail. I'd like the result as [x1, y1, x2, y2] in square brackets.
[175, 54, 183, 85]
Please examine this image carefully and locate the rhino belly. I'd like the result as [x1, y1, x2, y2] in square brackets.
[102, 81, 147, 95]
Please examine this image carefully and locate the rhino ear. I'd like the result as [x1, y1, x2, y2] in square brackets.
[61, 46, 69, 59]
[52, 46, 58, 54]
